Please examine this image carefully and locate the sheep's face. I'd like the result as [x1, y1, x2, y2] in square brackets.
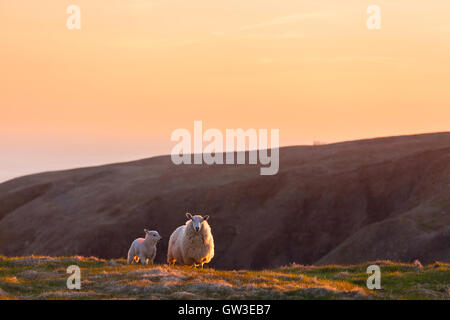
[144, 229, 162, 242]
[186, 213, 210, 232]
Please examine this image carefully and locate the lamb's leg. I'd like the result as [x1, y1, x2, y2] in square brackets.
[127, 248, 135, 264]
[167, 251, 176, 266]
[139, 256, 148, 265]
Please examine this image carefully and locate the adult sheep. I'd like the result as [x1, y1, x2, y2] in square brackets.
[167, 213, 214, 268]
[127, 229, 162, 264]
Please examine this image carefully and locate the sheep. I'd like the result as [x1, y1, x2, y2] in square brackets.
[167, 213, 214, 268]
[127, 229, 162, 264]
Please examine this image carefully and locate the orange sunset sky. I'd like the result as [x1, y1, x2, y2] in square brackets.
[1, 0, 450, 182]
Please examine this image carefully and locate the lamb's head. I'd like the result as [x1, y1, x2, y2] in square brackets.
[144, 229, 162, 242]
[186, 213, 210, 232]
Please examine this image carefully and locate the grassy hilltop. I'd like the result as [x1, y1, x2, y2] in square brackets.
[0, 256, 449, 300]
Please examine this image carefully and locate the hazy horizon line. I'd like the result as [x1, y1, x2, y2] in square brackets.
[1, 131, 448, 184]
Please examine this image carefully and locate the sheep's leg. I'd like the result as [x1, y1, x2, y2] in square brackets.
[167, 251, 175, 266]
[167, 252, 176, 266]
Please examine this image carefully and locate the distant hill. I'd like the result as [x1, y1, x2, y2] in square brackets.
[0, 133, 450, 269]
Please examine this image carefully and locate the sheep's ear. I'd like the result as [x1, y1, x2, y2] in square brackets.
[186, 213, 193, 220]
[203, 215, 210, 222]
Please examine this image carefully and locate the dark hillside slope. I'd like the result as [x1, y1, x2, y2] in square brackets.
[1, 133, 449, 269]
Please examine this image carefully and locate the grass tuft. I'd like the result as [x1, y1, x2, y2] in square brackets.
[0, 256, 448, 300]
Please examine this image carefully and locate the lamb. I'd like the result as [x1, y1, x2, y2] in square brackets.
[127, 229, 162, 264]
[167, 213, 214, 268]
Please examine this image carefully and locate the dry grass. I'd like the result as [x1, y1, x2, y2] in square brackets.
[0, 256, 448, 300]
